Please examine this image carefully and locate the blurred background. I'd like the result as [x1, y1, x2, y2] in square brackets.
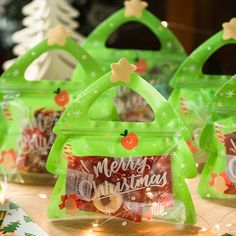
[0, 0, 236, 75]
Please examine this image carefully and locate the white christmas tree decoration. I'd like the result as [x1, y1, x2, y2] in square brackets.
[3, 0, 84, 81]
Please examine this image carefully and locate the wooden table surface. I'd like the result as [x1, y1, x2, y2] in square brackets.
[7, 176, 236, 236]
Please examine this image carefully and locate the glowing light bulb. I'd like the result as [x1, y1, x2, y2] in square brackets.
[38, 193, 47, 199]
[161, 21, 168, 28]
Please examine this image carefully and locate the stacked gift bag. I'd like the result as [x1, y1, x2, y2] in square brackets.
[0, 26, 117, 184]
[169, 18, 236, 167]
[46, 58, 197, 231]
[82, 0, 186, 121]
[199, 74, 236, 198]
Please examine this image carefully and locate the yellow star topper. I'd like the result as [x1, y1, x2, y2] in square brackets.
[222, 18, 236, 40]
[124, 0, 148, 18]
[111, 58, 137, 84]
[47, 25, 72, 46]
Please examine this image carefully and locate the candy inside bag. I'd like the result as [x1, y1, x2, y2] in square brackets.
[169, 20, 236, 168]
[0, 28, 117, 184]
[47, 58, 197, 231]
[199, 74, 236, 198]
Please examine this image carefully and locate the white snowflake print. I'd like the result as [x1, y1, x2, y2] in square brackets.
[226, 90, 235, 98]
[155, 162, 167, 172]
[171, 151, 177, 159]
[67, 110, 81, 117]
[103, 207, 113, 215]
[161, 112, 167, 118]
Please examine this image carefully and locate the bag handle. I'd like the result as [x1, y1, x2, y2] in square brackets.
[1, 37, 102, 87]
[54, 59, 188, 135]
[170, 31, 236, 87]
[209, 74, 236, 115]
[84, 9, 185, 54]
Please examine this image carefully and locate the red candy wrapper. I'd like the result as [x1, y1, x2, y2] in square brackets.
[64, 155, 173, 222]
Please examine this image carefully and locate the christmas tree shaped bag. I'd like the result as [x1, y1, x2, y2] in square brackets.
[47, 58, 197, 231]
[198, 74, 236, 198]
[169, 18, 236, 164]
[0, 25, 115, 183]
[81, 0, 186, 121]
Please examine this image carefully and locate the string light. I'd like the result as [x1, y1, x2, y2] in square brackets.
[87, 229, 93, 236]
[161, 21, 168, 28]
[160, 20, 213, 36]
[38, 193, 47, 199]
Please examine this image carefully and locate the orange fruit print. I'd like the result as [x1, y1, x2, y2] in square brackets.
[135, 59, 148, 75]
[120, 130, 139, 150]
[54, 88, 70, 107]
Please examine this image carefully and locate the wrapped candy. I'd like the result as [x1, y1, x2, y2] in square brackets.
[199, 74, 236, 198]
[0, 26, 116, 184]
[169, 18, 236, 165]
[82, 0, 186, 121]
[46, 58, 197, 232]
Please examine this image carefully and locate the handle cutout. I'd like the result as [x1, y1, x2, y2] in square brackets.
[88, 86, 155, 123]
[106, 22, 161, 51]
[202, 44, 236, 75]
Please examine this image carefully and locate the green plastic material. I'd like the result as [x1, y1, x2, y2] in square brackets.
[46, 69, 197, 225]
[169, 30, 236, 160]
[199, 75, 236, 198]
[0, 37, 116, 181]
[82, 8, 186, 121]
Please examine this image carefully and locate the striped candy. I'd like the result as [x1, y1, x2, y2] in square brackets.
[180, 96, 189, 115]
[214, 123, 225, 144]
[3, 108, 13, 121]
[150, 202, 165, 216]
[63, 144, 75, 167]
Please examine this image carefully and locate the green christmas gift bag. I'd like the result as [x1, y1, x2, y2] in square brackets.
[0, 25, 115, 183]
[46, 58, 197, 230]
[83, 0, 186, 121]
[169, 18, 236, 163]
[198, 74, 236, 198]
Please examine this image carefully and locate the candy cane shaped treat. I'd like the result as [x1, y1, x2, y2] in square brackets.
[2, 101, 13, 121]
[64, 144, 75, 167]
[214, 123, 225, 144]
[230, 138, 236, 154]
[180, 96, 189, 115]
